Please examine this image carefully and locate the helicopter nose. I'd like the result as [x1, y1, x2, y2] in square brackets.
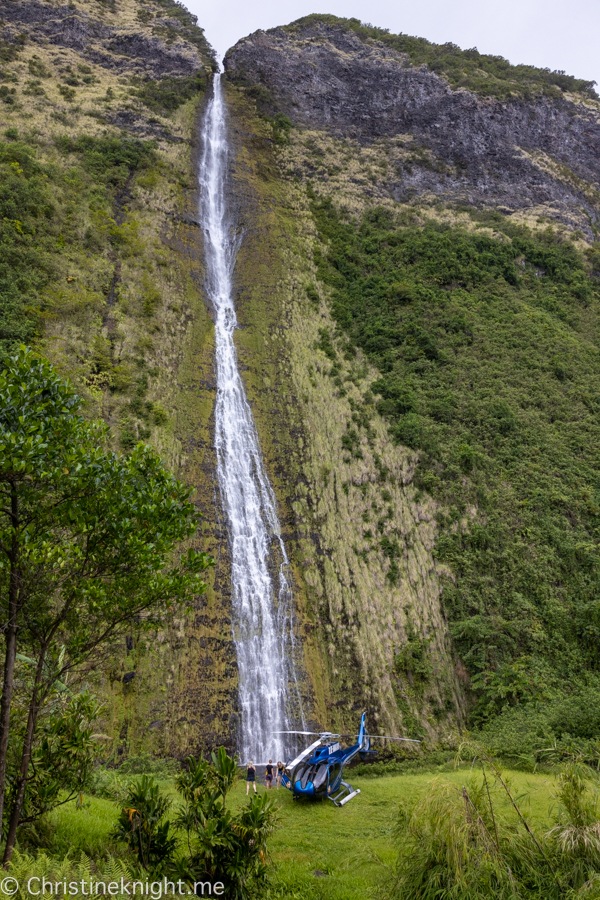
[294, 780, 315, 796]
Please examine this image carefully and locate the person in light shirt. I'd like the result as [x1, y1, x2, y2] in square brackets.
[246, 761, 257, 795]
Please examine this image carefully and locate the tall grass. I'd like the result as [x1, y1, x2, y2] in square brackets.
[386, 748, 600, 900]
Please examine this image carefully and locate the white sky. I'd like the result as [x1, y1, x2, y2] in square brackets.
[185, 0, 600, 90]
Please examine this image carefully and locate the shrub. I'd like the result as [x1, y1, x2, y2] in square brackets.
[110, 748, 278, 896]
[56, 135, 156, 192]
[134, 73, 207, 114]
[112, 776, 176, 872]
[386, 748, 600, 900]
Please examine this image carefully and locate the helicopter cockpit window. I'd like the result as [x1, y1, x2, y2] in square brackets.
[294, 763, 328, 790]
[295, 764, 311, 788]
[312, 764, 328, 790]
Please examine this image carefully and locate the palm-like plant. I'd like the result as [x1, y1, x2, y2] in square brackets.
[112, 775, 176, 872]
[173, 748, 276, 899]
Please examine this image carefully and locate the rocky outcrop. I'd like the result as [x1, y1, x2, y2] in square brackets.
[225, 19, 600, 236]
[0, 0, 214, 78]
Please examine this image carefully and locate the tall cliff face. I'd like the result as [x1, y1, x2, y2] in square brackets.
[7, 3, 567, 753]
[221, 92, 467, 740]
[6, 7, 600, 755]
[0, 0, 244, 758]
[225, 17, 600, 238]
[224, 17, 600, 744]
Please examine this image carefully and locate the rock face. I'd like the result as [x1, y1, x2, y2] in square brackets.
[225, 20, 600, 236]
[0, 0, 212, 79]
[222, 87, 466, 742]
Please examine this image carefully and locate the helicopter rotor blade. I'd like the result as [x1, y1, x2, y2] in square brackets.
[337, 733, 421, 743]
[271, 730, 323, 736]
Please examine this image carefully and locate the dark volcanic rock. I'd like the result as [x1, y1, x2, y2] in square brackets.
[225, 22, 600, 232]
[0, 0, 202, 78]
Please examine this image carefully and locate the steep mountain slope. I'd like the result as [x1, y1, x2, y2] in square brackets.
[0, 0, 245, 758]
[0, 0, 478, 753]
[223, 88, 465, 741]
[225, 16, 600, 746]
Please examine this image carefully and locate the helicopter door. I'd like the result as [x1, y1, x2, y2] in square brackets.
[328, 761, 341, 791]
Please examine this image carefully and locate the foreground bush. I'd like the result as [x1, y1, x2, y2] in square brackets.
[386, 748, 600, 900]
[112, 747, 277, 899]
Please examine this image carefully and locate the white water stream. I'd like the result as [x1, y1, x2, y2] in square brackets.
[199, 74, 305, 765]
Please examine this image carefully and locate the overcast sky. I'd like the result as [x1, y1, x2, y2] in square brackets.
[185, 0, 600, 90]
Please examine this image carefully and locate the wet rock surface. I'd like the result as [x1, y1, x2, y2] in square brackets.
[225, 21, 600, 234]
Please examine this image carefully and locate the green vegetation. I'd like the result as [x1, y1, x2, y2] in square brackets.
[9, 691, 101, 847]
[55, 135, 156, 194]
[0, 132, 156, 361]
[387, 750, 600, 900]
[112, 775, 176, 871]
[284, 15, 598, 100]
[9, 761, 597, 900]
[310, 194, 600, 733]
[0, 349, 213, 863]
[8, 749, 276, 898]
[132, 72, 209, 114]
[0, 141, 55, 356]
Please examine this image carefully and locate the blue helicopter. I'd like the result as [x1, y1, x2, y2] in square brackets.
[274, 712, 420, 806]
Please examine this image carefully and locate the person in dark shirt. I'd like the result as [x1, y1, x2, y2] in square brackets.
[265, 759, 274, 789]
[246, 762, 257, 795]
[276, 761, 285, 789]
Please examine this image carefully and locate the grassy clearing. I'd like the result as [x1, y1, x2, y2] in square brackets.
[29, 768, 558, 900]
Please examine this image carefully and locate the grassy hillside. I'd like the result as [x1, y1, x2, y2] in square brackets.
[232, 69, 600, 747]
[0, 0, 214, 438]
[301, 168, 600, 746]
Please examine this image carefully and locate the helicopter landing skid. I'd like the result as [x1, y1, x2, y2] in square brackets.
[328, 780, 361, 807]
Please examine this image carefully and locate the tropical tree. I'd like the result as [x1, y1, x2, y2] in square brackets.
[6, 685, 101, 830]
[0, 347, 213, 864]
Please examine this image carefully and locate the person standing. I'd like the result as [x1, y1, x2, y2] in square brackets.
[276, 761, 285, 789]
[246, 761, 257, 795]
[265, 759, 274, 789]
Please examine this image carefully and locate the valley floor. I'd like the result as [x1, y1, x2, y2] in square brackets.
[31, 766, 558, 900]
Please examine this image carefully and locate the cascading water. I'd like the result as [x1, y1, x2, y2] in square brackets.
[199, 74, 305, 765]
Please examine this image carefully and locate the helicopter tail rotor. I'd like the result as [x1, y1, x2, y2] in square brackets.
[357, 711, 370, 754]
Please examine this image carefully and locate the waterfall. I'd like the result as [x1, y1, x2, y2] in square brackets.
[198, 74, 305, 765]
